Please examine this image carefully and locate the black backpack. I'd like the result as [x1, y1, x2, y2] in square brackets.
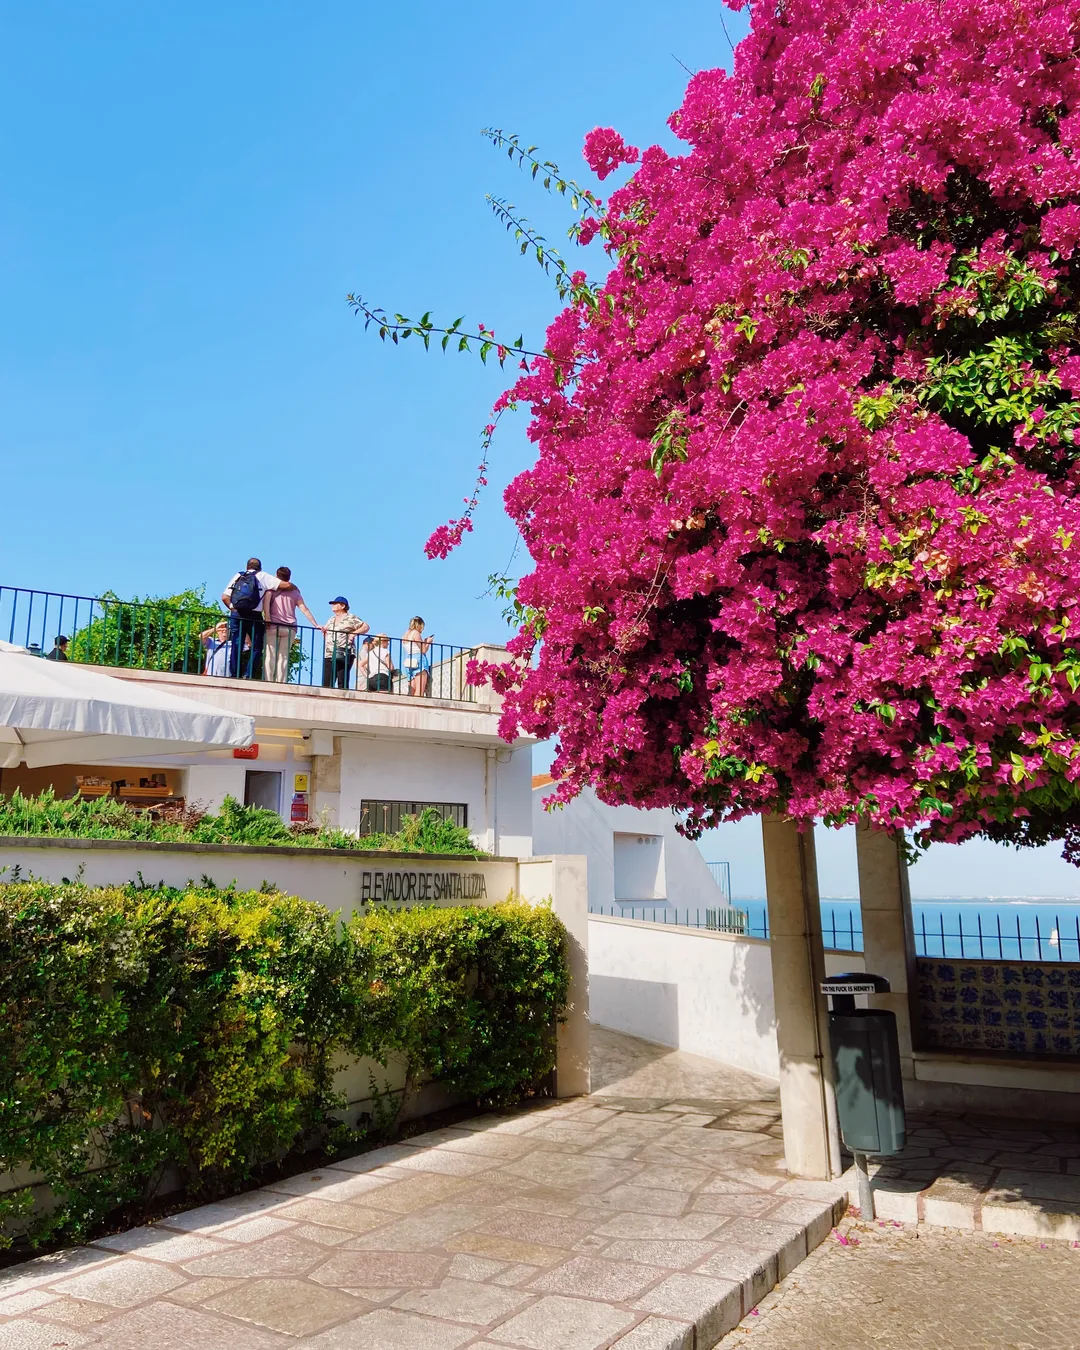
[230, 570, 262, 613]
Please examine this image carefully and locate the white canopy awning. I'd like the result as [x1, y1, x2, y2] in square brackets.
[0, 641, 254, 769]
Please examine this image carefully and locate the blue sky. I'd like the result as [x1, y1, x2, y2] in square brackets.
[3, 3, 1076, 896]
[0, 1, 745, 642]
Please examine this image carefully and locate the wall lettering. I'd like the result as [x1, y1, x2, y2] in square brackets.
[360, 870, 490, 904]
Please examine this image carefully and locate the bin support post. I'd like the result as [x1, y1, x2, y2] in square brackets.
[855, 826, 916, 1084]
[853, 1151, 875, 1220]
[762, 814, 842, 1179]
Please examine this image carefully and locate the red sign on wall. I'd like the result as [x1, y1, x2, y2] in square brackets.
[233, 744, 259, 760]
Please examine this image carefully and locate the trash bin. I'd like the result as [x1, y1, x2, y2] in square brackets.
[820, 973, 907, 1217]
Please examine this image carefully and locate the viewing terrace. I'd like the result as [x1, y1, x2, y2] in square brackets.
[1, 585, 490, 706]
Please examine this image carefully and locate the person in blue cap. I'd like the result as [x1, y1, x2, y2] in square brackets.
[321, 597, 369, 688]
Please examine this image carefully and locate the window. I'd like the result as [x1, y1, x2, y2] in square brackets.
[244, 770, 282, 814]
[359, 799, 468, 836]
[613, 832, 666, 900]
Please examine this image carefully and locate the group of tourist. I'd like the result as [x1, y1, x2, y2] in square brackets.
[200, 559, 434, 694]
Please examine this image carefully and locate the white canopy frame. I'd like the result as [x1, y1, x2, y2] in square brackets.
[0, 641, 254, 770]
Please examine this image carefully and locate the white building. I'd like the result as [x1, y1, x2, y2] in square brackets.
[0, 645, 533, 858]
[531, 775, 728, 914]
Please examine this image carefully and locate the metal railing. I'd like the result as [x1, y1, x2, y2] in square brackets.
[914, 908, 1080, 963]
[589, 902, 1080, 963]
[589, 904, 751, 935]
[0, 586, 478, 702]
[706, 860, 732, 901]
[359, 799, 468, 835]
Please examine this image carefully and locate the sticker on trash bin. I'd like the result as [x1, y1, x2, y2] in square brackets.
[820, 982, 878, 995]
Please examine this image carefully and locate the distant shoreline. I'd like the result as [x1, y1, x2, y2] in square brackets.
[731, 895, 1080, 905]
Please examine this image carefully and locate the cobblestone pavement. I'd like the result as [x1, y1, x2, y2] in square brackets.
[0, 1031, 845, 1350]
[723, 1217, 1080, 1350]
[843, 1110, 1080, 1241]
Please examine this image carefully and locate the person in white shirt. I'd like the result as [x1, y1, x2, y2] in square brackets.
[362, 632, 397, 692]
[220, 557, 294, 679]
[322, 597, 369, 688]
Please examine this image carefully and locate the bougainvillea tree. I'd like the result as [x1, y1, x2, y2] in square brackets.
[362, 0, 1080, 857]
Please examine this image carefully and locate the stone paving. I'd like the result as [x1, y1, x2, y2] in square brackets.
[845, 1110, 1080, 1241]
[722, 1216, 1080, 1349]
[0, 1031, 846, 1350]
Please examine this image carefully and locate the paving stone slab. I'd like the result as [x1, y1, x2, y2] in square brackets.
[595, 1212, 729, 1240]
[694, 1243, 779, 1313]
[708, 1218, 807, 1280]
[90, 1227, 226, 1262]
[528, 1255, 666, 1301]
[610, 1317, 694, 1350]
[182, 1233, 327, 1278]
[273, 1197, 392, 1234]
[310, 1249, 449, 1289]
[633, 1272, 743, 1347]
[0, 1323, 94, 1350]
[73, 1300, 293, 1349]
[599, 1239, 723, 1269]
[444, 1232, 568, 1267]
[203, 1276, 361, 1336]
[0, 1293, 58, 1316]
[305, 1307, 476, 1349]
[32, 1297, 114, 1328]
[486, 1293, 636, 1350]
[0, 1248, 117, 1300]
[391, 1276, 532, 1326]
[50, 1256, 188, 1307]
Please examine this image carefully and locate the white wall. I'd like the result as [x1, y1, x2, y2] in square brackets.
[185, 763, 248, 812]
[533, 787, 724, 911]
[491, 747, 533, 858]
[339, 737, 532, 856]
[613, 832, 665, 900]
[588, 915, 864, 1080]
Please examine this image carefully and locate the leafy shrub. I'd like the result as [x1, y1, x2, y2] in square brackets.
[67, 588, 219, 674]
[0, 790, 484, 856]
[0, 882, 568, 1249]
[351, 900, 570, 1104]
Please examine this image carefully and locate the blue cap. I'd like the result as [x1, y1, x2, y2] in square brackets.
[329, 596, 349, 607]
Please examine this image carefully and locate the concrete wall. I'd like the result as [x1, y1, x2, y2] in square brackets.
[533, 787, 724, 911]
[588, 914, 864, 1081]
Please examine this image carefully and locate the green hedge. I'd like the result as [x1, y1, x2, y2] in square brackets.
[0, 790, 483, 855]
[0, 882, 568, 1249]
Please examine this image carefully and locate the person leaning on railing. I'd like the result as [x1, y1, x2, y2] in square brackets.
[322, 597, 369, 689]
[199, 620, 233, 677]
[361, 632, 396, 692]
[401, 616, 433, 696]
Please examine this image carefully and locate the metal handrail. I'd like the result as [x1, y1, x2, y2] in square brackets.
[0, 585, 478, 702]
[587, 901, 1080, 963]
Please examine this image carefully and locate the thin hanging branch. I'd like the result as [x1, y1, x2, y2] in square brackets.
[485, 197, 603, 309]
[347, 296, 544, 367]
[481, 129, 602, 217]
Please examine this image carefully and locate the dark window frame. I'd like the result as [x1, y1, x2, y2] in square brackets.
[359, 798, 468, 836]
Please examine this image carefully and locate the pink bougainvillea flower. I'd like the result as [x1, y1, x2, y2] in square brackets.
[455, 0, 1080, 859]
[583, 126, 640, 181]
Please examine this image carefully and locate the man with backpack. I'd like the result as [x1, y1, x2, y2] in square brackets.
[220, 558, 294, 679]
